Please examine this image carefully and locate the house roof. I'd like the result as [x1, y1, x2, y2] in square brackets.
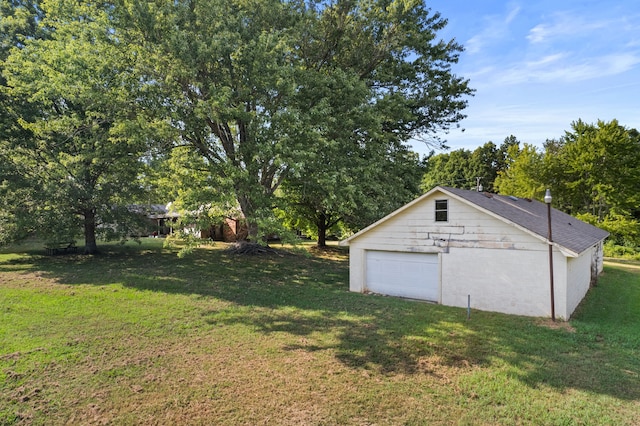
[133, 202, 245, 220]
[129, 204, 181, 219]
[147, 204, 181, 219]
[342, 186, 609, 256]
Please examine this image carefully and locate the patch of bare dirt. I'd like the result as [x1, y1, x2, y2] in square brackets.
[604, 259, 640, 270]
[536, 318, 576, 332]
[307, 245, 348, 261]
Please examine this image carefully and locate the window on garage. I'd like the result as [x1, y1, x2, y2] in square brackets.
[435, 199, 448, 222]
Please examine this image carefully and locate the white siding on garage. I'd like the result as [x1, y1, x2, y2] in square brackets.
[365, 251, 439, 301]
[441, 246, 567, 318]
[565, 246, 594, 318]
[350, 196, 548, 253]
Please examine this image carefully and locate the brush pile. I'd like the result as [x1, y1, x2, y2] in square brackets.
[225, 241, 282, 255]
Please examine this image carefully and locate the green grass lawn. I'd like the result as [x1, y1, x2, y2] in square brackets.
[1, 239, 639, 425]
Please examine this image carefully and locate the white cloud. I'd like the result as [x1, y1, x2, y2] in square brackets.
[428, 90, 640, 153]
[525, 53, 565, 68]
[527, 13, 617, 44]
[505, 4, 521, 24]
[466, 28, 501, 55]
[470, 53, 640, 88]
[526, 24, 552, 44]
[465, 4, 522, 55]
[435, 105, 581, 152]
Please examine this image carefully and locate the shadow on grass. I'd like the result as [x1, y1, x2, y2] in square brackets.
[2, 241, 639, 401]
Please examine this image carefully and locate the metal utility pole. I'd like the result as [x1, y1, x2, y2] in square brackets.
[544, 189, 555, 321]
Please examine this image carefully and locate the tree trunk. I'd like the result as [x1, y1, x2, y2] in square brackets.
[237, 194, 258, 241]
[316, 214, 328, 247]
[83, 209, 99, 254]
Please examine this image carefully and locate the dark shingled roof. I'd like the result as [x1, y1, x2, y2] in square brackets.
[128, 204, 181, 219]
[441, 186, 609, 255]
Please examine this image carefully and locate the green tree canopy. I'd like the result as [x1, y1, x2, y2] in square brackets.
[2, 0, 474, 250]
[280, 140, 424, 246]
[494, 119, 640, 248]
[421, 137, 518, 192]
[547, 119, 640, 218]
[118, 0, 473, 240]
[1, 0, 158, 252]
[493, 142, 545, 199]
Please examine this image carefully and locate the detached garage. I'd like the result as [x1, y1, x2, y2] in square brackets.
[340, 186, 609, 319]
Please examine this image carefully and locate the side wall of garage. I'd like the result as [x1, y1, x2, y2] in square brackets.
[441, 246, 568, 318]
[565, 246, 595, 318]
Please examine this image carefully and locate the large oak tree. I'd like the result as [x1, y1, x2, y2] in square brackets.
[2, 0, 474, 250]
[120, 0, 473, 240]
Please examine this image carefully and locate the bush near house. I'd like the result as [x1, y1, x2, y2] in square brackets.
[1, 240, 639, 425]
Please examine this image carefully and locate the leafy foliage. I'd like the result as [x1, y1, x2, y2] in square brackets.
[577, 212, 640, 248]
[118, 0, 473, 239]
[422, 137, 518, 192]
[494, 120, 640, 250]
[2, 0, 474, 249]
[281, 142, 424, 245]
[0, 0, 156, 252]
[493, 142, 546, 199]
[545, 120, 640, 218]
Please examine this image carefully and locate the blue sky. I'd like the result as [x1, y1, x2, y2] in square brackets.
[412, 0, 640, 155]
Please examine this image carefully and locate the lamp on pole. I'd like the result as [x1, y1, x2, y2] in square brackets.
[544, 188, 555, 321]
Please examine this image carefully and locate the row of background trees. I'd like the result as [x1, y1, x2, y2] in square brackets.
[1, 1, 638, 254]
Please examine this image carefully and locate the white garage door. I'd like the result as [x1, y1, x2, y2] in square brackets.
[365, 251, 439, 301]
